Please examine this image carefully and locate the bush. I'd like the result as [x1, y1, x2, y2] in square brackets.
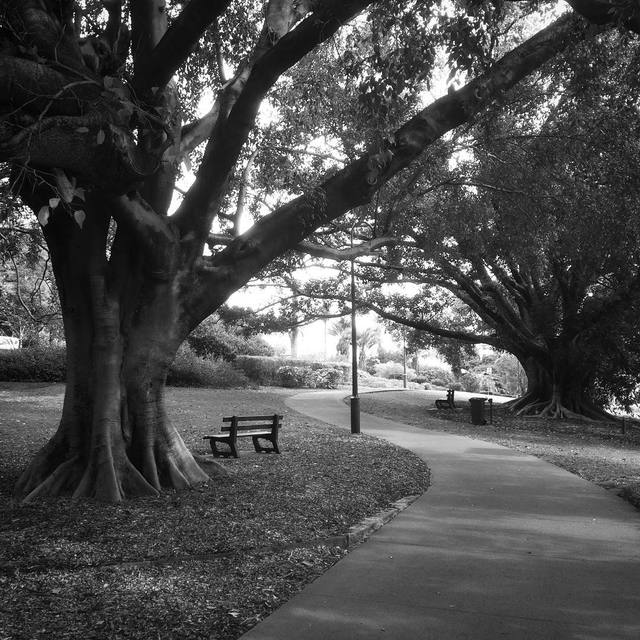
[419, 366, 455, 386]
[374, 361, 414, 380]
[167, 345, 249, 388]
[276, 366, 312, 388]
[235, 355, 283, 385]
[236, 355, 350, 387]
[312, 367, 342, 389]
[187, 321, 274, 361]
[0, 347, 66, 381]
[459, 372, 484, 393]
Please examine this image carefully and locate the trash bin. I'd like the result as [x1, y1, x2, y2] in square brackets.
[469, 397, 487, 425]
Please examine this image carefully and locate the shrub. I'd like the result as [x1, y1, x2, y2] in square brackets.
[0, 347, 66, 382]
[459, 372, 484, 393]
[187, 321, 274, 361]
[276, 366, 312, 388]
[420, 366, 455, 386]
[312, 367, 342, 389]
[374, 361, 414, 380]
[235, 355, 283, 385]
[236, 355, 350, 386]
[167, 345, 249, 388]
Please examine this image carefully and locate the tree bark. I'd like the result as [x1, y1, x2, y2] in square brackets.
[14, 202, 209, 502]
[505, 352, 610, 420]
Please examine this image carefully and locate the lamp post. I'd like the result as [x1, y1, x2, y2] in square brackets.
[350, 227, 360, 434]
[402, 328, 407, 389]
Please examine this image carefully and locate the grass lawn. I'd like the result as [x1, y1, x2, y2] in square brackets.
[0, 383, 430, 640]
[358, 389, 640, 510]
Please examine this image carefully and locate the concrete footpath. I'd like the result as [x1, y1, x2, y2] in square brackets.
[241, 390, 640, 639]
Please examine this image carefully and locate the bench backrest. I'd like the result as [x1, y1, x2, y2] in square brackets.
[221, 415, 281, 433]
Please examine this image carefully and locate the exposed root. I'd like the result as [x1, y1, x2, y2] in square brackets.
[508, 395, 613, 421]
[16, 444, 209, 503]
[19, 456, 83, 503]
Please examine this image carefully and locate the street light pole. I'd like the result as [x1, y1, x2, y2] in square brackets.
[402, 328, 407, 389]
[350, 228, 360, 434]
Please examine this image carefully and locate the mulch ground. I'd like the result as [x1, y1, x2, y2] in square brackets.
[0, 383, 430, 640]
[358, 390, 640, 510]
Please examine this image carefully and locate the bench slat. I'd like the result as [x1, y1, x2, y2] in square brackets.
[221, 424, 274, 432]
[222, 415, 281, 422]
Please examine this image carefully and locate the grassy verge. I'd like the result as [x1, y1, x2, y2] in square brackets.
[0, 383, 430, 640]
[358, 389, 640, 510]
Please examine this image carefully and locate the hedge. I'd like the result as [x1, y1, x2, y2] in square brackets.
[0, 347, 66, 382]
[236, 355, 350, 387]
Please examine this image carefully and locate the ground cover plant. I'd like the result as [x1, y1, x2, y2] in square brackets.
[0, 383, 430, 640]
[358, 390, 640, 509]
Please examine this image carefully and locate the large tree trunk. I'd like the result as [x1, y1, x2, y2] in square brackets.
[14, 201, 210, 502]
[505, 352, 609, 420]
[14, 282, 210, 502]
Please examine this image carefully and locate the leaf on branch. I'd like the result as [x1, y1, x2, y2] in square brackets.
[96, 130, 106, 145]
[37, 206, 50, 227]
[73, 210, 86, 229]
[75, 188, 86, 202]
[48, 198, 60, 209]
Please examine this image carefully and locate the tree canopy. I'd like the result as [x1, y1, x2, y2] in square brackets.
[0, 0, 637, 500]
[293, 27, 640, 418]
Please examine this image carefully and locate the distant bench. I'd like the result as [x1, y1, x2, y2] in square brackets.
[434, 389, 456, 410]
[203, 414, 282, 458]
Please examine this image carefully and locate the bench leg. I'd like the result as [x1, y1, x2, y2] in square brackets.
[209, 438, 239, 458]
[252, 435, 280, 454]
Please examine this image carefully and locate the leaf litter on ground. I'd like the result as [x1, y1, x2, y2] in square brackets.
[0, 383, 430, 640]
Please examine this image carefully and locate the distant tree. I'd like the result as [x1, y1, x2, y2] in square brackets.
[0, 217, 62, 345]
[366, 34, 640, 418]
[330, 317, 351, 359]
[295, 29, 640, 418]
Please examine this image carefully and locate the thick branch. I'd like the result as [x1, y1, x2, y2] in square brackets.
[173, 0, 374, 240]
[133, 0, 233, 94]
[296, 237, 398, 260]
[0, 56, 100, 119]
[185, 13, 601, 324]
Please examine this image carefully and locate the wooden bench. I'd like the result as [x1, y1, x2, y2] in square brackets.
[435, 389, 456, 410]
[203, 414, 282, 458]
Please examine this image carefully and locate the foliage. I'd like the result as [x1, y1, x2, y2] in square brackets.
[275, 364, 343, 388]
[236, 355, 350, 387]
[235, 355, 284, 386]
[0, 206, 62, 346]
[187, 317, 274, 361]
[276, 365, 313, 388]
[312, 367, 343, 389]
[329, 317, 351, 359]
[374, 360, 413, 380]
[166, 345, 250, 388]
[306, 29, 640, 418]
[0, 347, 66, 382]
[414, 365, 455, 389]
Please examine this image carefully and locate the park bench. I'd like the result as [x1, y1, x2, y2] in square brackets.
[435, 389, 456, 410]
[203, 414, 282, 458]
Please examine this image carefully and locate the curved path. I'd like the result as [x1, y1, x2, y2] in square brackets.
[241, 390, 640, 639]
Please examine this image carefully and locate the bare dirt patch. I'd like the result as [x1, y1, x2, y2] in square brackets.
[0, 383, 430, 640]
